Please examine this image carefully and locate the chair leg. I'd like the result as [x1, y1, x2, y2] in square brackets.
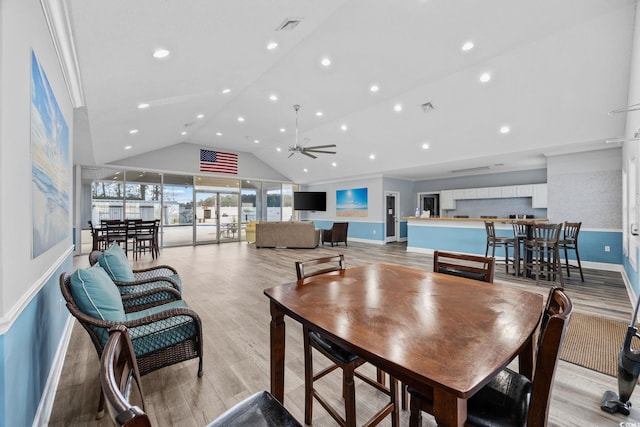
[563, 246, 571, 278]
[575, 246, 584, 282]
[409, 395, 423, 427]
[303, 328, 314, 426]
[95, 388, 105, 419]
[343, 363, 357, 427]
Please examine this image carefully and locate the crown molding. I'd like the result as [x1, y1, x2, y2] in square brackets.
[40, 0, 85, 108]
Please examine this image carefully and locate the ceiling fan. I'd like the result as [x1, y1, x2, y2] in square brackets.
[288, 104, 336, 159]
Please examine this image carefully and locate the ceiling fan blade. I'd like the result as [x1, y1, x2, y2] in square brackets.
[301, 151, 317, 159]
[287, 152, 295, 158]
[305, 144, 336, 149]
[303, 150, 336, 154]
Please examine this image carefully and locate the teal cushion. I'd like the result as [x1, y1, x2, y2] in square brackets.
[169, 274, 183, 293]
[99, 243, 135, 282]
[69, 265, 126, 321]
[125, 300, 197, 355]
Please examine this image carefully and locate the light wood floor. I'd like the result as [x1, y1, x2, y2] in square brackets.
[49, 241, 640, 426]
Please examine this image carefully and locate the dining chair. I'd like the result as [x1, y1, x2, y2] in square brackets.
[484, 221, 516, 273]
[408, 286, 573, 427]
[133, 220, 156, 260]
[558, 221, 584, 282]
[103, 220, 130, 256]
[100, 325, 302, 427]
[89, 220, 108, 251]
[523, 223, 564, 286]
[321, 222, 349, 247]
[295, 254, 399, 427]
[433, 250, 495, 283]
[511, 221, 529, 276]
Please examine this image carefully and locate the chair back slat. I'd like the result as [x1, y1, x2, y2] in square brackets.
[433, 250, 495, 283]
[532, 223, 562, 242]
[562, 222, 581, 241]
[295, 254, 345, 281]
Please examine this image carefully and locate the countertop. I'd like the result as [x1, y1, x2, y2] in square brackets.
[403, 217, 548, 223]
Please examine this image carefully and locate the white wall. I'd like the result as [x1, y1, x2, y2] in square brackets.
[0, 0, 74, 318]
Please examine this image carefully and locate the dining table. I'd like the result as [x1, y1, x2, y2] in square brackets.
[263, 263, 543, 427]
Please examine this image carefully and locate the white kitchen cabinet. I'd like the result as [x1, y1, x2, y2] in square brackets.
[476, 187, 489, 198]
[453, 189, 466, 199]
[516, 184, 533, 197]
[501, 186, 517, 198]
[464, 188, 478, 199]
[440, 190, 456, 210]
[532, 184, 548, 208]
[487, 187, 503, 198]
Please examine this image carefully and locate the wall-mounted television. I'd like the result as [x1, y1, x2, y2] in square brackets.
[293, 191, 326, 211]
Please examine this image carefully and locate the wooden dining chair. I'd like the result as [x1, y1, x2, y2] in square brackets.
[295, 255, 399, 427]
[523, 223, 564, 286]
[484, 221, 516, 273]
[433, 250, 495, 283]
[408, 286, 573, 427]
[558, 221, 584, 282]
[100, 325, 302, 427]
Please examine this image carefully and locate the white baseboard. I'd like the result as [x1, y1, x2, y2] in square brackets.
[33, 315, 74, 427]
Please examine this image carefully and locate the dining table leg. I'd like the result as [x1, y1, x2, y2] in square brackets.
[270, 302, 286, 403]
[432, 388, 466, 427]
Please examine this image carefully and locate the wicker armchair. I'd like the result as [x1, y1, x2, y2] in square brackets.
[60, 269, 203, 418]
[89, 247, 182, 311]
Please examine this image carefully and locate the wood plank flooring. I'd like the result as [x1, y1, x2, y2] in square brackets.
[49, 241, 640, 426]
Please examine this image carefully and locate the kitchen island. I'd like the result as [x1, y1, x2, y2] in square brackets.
[404, 217, 547, 257]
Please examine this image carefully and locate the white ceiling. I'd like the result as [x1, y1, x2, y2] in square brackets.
[66, 0, 636, 184]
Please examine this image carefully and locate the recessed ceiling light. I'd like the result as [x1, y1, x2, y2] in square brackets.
[320, 57, 331, 67]
[370, 84, 379, 92]
[253, 139, 260, 144]
[316, 111, 323, 117]
[197, 114, 204, 119]
[369, 154, 376, 160]
[499, 125, 510, 134]
[137, 103, 150, 109]
[152, 48, 170, 59]
[422, 143, 430, 150]
[479, 72, 491, 83]
[340, 124, 348, 131]
[394, 104, 403, 112]
[269, 94, 278, 101]
[124, 145, 132, 150]
[266, 41, 279, 50]
[279, 128, 286, 133]
[276, 147, 282, 152]
[129, 129, 139, 134]
[181, 131, 187, 135]
[216, 132, 222, 136]
[461, 41, 474, 52]
[332, 162, 337, 167]
[303, 168, 308, 172]
[237, 116, 245, 122]
[221, 88, 231, 94]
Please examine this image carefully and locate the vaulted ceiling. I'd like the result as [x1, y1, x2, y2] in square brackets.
[66, 0, 636, 184]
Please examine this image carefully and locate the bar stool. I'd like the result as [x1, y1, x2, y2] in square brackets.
[558, 221, 584, 282]
[523, 223, 564, 286]
[512, 221, 529, 276]
[484, 221, 516, 273]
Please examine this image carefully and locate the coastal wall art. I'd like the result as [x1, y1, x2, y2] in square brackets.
[31, 50, 70, 258]
[336, 187, 368, 217]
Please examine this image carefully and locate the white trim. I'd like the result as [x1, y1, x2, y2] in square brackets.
[32, 315, 74, 427]
[347, 237, 385, 245]
[0, 246, 73, 334]
[40, 0, 85, 107]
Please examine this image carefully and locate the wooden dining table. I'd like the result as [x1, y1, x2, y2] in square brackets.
[263, 263, 543, 427]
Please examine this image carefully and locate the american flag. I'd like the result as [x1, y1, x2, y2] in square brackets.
[199, 149, 238, 174]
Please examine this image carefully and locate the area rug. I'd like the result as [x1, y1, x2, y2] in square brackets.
[559, 312, 635, 377]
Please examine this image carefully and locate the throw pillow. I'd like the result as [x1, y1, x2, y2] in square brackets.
[99, 243, 135, 282]
[69, 265, 126, 321]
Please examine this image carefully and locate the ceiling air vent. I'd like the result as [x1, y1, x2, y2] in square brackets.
[421, 102, 434, 112]
[449, 166, 492, 174]
[276, 18, 303, 31]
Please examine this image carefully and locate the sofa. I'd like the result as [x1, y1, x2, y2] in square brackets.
[255, 221, 321, 248]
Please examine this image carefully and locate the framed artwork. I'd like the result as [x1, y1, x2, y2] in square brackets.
[336, 187, 368, 217]
[31, 50, 70, 258]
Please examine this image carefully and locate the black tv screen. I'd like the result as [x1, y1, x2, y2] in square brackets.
[293, 191, 326, 211]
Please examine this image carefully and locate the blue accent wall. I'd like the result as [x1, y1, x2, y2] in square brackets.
[313, 220, 385, 242]
[408, 224, 623, 265]
[0, 255, 72, 426]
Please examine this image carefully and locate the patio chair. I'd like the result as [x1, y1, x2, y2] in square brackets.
[89, 244, 182, 311]
[60, 266, 203, 418]
[100, 325, 301, 427]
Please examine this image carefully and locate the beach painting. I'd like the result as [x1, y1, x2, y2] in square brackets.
[336, 187, 368, 217]
[31, 50, 70, 258]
